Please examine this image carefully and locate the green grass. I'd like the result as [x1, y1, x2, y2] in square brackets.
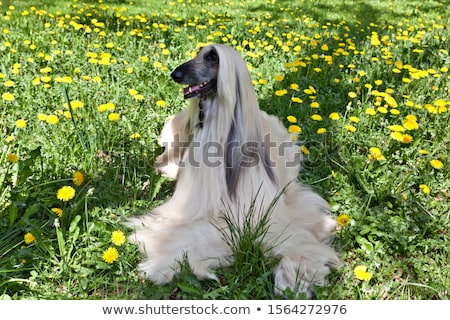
[1, 0, 449, 299]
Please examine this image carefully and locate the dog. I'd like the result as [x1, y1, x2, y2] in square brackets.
[128, 44, 339, 298]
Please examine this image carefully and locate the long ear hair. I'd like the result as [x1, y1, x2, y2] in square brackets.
[212, 44, 275, 196]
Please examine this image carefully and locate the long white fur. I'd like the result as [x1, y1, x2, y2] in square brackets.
[128, 44, 339, 297]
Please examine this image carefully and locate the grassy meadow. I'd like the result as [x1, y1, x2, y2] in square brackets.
[0, 0, 449, 299]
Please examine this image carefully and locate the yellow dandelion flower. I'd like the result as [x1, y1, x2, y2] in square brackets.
[301, 145, 310, 155]
[311, 114, 322, 121]
[15, 119, 27, 128]
[3, 92, 15, 101]
[353, 265, 373, 281]
[434, 99, 448, 113]
[275, 89, 288, 96]
[433, 99, 446, 108]
[108, 113, 120, 121]
[329, 112, 340, 120]
[73, 171, 84, 186]
[419, 184, 430, 195]
[310, 101, 320, 108]
[377, 106, 388, 114]
[111, 230, 126, 246]
[62, 76, 73, 84]
[130, 133, 141, 139]
[390, 131, 403, 142]
[102, 247, 119, 264]
[46, 114, 59, 125]
[425, 104, 438, 114]
[304, 86, 316, 95]
[368, 147, 385, 161]
[365, 108, 376, 115]
[385, 95, 398, 108]
[37, 113, 47, 121]
[430, 159, 443, 170]
[140, 56, 149, 63]
[317, 128, 326, 134]
[7, 153, 18, 163]
[291, 97, 303, 103]
[98, 102, 115, 112]
[24, 232, 36, 245]
[345, 124, 356, 132]
[40, 66, 52, 73]
[390, 109, 400, 115]
[288, 125, 301, 133]
[418, 149, 429, 155]
[401, 134, 413, 144]
[349, 116, 360, 123]
[63, 111, 72, 119]
[274, 74, 284, 81]
[374, 79, 383, 86]
[4, 80, 14, 87]
[348, 91, 357, 98]
[40, 76, 51, 83]
[57, 186, 76, 202]
[336, 214, 350, 227]
[64, 100, 84, 110]
[371, 32, 381, 46]
[289, 83, 299, 91]
[437, 105, 447, 114]
[331, 170, 336, 178]
[156, 100, 166, 107]
[402, 117, 419, 130]
[51, 207, 63, 217]
[287, 115, 297, 123]
[388, 125, 405, 132]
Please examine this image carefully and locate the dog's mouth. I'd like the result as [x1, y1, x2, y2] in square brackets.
[183, 79, 217, 99]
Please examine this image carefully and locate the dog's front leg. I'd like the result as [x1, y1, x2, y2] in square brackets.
[154, 108, 190, 179]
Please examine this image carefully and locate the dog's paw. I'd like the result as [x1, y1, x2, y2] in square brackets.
[273, 256, 327, 299]
[138, 258, 178, 285]
[154, 158, 179, 179]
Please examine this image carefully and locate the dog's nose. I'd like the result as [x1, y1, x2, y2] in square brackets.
[171, 70, 183, 83]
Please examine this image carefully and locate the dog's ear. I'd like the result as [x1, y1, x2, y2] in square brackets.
[225, 81, 275, 198]
[212, 44, 275, 197]
[225, 99, 243, 197]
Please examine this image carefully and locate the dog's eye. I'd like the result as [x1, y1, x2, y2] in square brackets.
[205, 49, 219, 62]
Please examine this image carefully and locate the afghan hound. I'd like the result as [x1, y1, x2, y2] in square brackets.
[128, 44, 339, 298]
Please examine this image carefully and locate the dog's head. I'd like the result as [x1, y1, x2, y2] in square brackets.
[170, 44, 275, 196]
[171, 45, 219, 99]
